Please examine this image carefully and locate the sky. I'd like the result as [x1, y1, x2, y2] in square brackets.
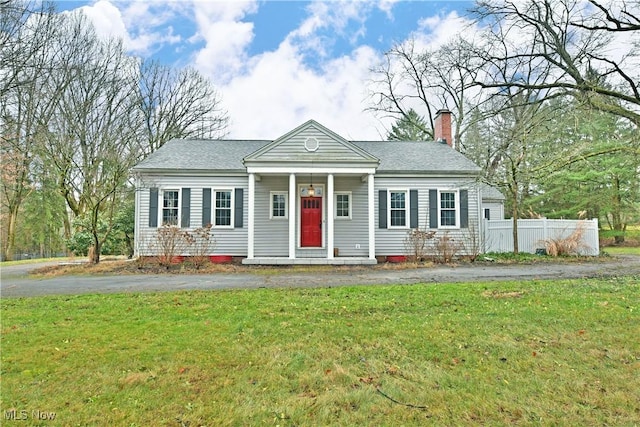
[55, 0, 476, 140]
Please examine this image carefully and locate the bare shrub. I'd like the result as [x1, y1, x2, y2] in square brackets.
[404, 228, 436, 262]
[156, 225, 190, 267]
[432, 232, 462, 264]
[460, 223, 483, 262]
[541, 221, 590, 256]
[186, 224, 215, 269]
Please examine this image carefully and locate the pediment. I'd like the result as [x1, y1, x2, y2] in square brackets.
[244, 120, 379, 166]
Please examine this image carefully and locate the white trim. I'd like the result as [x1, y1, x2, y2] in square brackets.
[248, 173, 255, 259]
[334, 191, 352, 220]
[437, 189, 460, 229]
[269, 191, 288, 219]
[327, 174, 334, 259]
[161, 188, 180, 227]
[288, 174, 296, 259]
[368, 174, 375, 259]
[304, 137, 319, 152]
[387, 189, 409, 229]
[134, 177, 141, 257]
[247, 166, 377, 175]
[296, 183, 325, 249]
[212, 188, 234, 229]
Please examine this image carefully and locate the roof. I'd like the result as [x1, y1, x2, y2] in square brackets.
[481, 183, 505, 200]
[133, 139, 267, 172]
[133, 120, 481, 175]
[352, 141, 480, 174]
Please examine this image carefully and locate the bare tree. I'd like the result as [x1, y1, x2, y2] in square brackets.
[0, 0, 62, 260]
[472, 0, 640, 127]
[368, 36, 487, 150]
[136, 60, 228, 156]
[39, 13, 141, 263]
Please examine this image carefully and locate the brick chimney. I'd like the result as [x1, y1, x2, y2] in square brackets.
[434, 109, 452, 148]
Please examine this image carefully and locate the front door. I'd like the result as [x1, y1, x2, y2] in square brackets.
[301, 197, 322, 247]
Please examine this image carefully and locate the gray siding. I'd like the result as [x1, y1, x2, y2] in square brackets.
[333, 176, 369, 256]
[374, 176, 480, 256]
[254, 176, 289, 256]
[135, 172, 482, 259]
[136, 174, 248, 256]
[256, 127, 371, 162]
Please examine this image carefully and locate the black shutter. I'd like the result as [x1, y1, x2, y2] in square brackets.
[149, 188, 158, 228]
[429, 189, 438, 229]
[378, 189, 387, 229]
[181, 188, 191, 228]
[410, 189, 418, 228]
[202, 188, 211, 226]
[234, 188, 244, 228]
[460, 189, 469, 228]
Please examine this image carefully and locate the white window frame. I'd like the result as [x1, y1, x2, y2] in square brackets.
[270, 191, 288, 219]
[334, 191, 352, 220]
[161, 189, 180, 227]
[213, 189, 234, 229]
[388, 189, 409, 229]
[438, 189, 460, 229]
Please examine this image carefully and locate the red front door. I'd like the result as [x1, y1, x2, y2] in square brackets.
[301, 197, 322, 247]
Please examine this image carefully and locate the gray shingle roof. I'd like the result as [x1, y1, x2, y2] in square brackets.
[352, 141, 480, 174]
[133, 138, 481, 175]
[133, 139, 268, 171]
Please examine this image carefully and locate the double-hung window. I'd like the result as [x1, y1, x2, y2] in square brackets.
[389, 190, 408, 228]
[270, 192, 288, 219]
[439, 190, 458, 227]
[335, 192, 351, 219]
[214, 190, 233, 227]
[162, 190, 179, 226]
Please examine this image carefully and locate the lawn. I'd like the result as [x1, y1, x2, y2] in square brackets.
[2, 277, 639, 426]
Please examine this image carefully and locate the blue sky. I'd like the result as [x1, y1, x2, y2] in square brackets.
[55, 1, 475, 139]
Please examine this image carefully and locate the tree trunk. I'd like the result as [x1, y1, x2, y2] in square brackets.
[612, 177, 625, 244]
[5, 207, 19, 261]
[511, 185, 519, 254]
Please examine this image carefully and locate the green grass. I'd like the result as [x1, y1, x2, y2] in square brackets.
[602, 246, 640, 256]
[2, 278, 639, 426]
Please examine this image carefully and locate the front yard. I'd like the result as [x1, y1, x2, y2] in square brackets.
[1, 276, 638, 425]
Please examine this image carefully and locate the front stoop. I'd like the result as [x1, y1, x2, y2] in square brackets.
[242, 257, 377, 265]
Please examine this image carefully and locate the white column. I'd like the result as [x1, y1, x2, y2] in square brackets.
[327, 173, 334, 259]
[247, 173, 255, 259]
[289, 173, 296, 259]
[368, 173, 376, 260]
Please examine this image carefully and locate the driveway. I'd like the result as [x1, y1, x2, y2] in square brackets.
[1, 255, 639, 298]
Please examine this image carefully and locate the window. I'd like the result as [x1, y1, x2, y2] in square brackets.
[389, 190, 407, 227]
[335, 192, 351, 219]
[214, 190, 233, 227]
[162, 190, 179, 226]
[270, 192, 288, 219]
[439, 190, 458, 227]
[484, 208, 491, 220]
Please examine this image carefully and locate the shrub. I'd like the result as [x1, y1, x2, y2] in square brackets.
[404, 228, 436, 261]
[541, 221, 591, 256]
[156, 225, 190, 267]
[432, 232, 462, 263]
[186, 224, 215, 269]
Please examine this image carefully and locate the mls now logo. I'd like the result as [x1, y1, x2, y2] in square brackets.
[4, 409, 28, 420]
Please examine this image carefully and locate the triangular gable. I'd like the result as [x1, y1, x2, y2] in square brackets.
[244, 120, 379, 166]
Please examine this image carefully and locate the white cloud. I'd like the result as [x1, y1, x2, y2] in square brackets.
[218, 38, 385, 140]
[191, 1, 258, 82]
[192, 0, 395, 140]
[72, 0, 184, 56]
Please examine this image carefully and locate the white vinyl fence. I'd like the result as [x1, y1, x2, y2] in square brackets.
[484, 218, 599, 256]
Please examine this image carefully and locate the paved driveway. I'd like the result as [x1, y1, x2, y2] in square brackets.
[1, 256, 639, 298]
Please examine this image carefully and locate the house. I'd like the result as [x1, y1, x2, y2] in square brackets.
[480, 183, 506, 221]
[133, 110, 496, 264]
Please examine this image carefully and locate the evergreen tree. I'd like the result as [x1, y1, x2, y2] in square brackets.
[387, 109, 431, 141]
